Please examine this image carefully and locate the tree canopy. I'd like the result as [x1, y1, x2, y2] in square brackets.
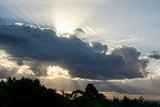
[0, 77, 159, 107]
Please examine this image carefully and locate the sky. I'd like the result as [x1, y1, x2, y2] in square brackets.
[0, 0, 160, 100]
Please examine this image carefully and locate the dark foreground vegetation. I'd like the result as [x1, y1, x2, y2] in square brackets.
[0, 77, 159, 107]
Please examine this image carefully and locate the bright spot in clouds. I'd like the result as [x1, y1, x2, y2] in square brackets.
[55, 22, 76, 37]
[0, 49, 35, 77]
[0, 50, 17, 70]
[47, 66, 70, 78]
[56, 23, 75, 34]
[17, 65, 35, 76]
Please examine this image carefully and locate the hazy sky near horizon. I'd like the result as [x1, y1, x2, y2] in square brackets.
[0, 0, 160, 99]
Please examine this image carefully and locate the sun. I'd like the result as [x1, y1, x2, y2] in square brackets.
[56, 24, 74, 34]
[55, 21, 76, 37]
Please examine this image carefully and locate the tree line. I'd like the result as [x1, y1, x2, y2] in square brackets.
[0, 77, 159, 107]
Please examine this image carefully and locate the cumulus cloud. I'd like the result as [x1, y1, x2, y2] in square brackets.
[90, 41, 108, 54]
[0, 50, 18, 78]
[0, 24, 149, 80]
[111, 46, 149, 76]
[0, 50, 35, 79]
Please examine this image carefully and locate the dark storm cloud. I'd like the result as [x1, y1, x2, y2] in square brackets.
[0, 24, 149, 80]
[90, 41, 108, 54]
[111, 46, 149, 76]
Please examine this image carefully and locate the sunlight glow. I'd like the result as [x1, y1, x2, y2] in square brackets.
[0, 49, 35, 77]
[1, 0, 95, 35]
[0, 50, 17, 70]
[17, 65, 35, 76]
[55, 20, 76, 35]
[47, 65, 70, 78]
[55, 23, 76, 37]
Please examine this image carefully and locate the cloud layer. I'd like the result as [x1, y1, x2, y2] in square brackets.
[0, 24, 149, 80]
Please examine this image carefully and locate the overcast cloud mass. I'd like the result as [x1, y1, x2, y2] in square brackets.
[0, 24, 149, 80]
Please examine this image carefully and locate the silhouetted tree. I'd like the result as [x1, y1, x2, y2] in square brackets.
[0, 77, 159, 107]
[85, 83, 99, 98]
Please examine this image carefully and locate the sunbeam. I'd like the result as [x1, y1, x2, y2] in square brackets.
[0, 0, 101, 33]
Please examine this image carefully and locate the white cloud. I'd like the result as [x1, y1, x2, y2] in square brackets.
[47, 65, 70, 78]
[0, 49, 35, 78]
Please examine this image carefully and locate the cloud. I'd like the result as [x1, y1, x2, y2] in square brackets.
[74, 28, 86, 34]
[90, 41, 108, 54]
[0, 50, 35, 79]
[148, 55, 160, 60]
[103, 70, 160, 95]
[0, 50, 18, 78]
[0, 24, 149, 80]
[40, 69, 160, 95]
[111, 46, 149, 76]
[148, 50, 160, 60]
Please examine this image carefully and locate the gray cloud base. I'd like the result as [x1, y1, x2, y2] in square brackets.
[0, 24, 149, 80]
